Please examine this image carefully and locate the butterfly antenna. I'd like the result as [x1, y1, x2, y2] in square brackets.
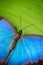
[19, 16, 22, 30]
[22, 23, 36, 30]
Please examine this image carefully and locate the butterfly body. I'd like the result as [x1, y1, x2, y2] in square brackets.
[10, 30, 22, 50]
[0, 16, 43, 65]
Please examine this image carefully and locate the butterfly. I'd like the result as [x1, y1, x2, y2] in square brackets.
[0, 16, 43, 65]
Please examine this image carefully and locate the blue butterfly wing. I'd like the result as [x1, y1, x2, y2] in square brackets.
[39, 38, 43, 59]
[0, 19, 16, 61]
[7, 35, 43, 65]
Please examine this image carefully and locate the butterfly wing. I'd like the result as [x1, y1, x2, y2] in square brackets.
[0, 18, 16, 62]
[7, 35, 43, 65]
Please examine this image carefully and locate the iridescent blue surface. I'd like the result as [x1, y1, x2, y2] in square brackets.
[7, 36, 43, 65]
[0, 19, 15, 61]
[0, 19, 43, 65]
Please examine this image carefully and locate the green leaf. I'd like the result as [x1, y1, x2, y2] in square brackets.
[0, 0, 43, 35]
